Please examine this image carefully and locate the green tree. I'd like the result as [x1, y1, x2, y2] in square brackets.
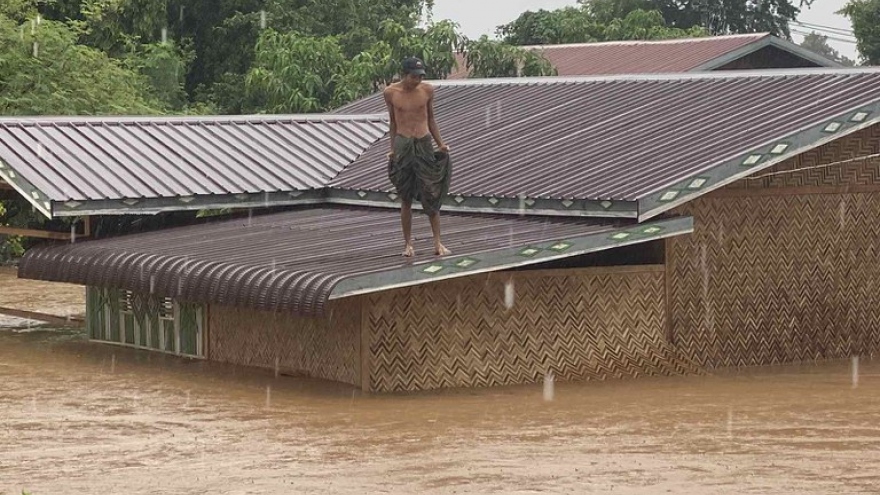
[243, 19, 467, 113]
[840, 0, 880, 65]
[799, 31, 856, 66]
[499, 3, 706, 45]
[501, 0, 811, 44]
[464, 35, 557, 77]
[0, 13, 162, 257]
[0, 14, 160, 114]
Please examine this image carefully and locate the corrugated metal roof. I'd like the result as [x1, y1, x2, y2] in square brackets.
[0, 114, 387, 212]
[448, 34, 837, 79]
[17, 205, 692, 316]
[331, 69, 880, 206]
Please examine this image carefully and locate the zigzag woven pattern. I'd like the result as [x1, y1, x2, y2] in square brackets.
[728, 125, 880, 190]
[669, 132, 880, 368]
[208, 301, 361, 385]
[364, 269, 699, 392]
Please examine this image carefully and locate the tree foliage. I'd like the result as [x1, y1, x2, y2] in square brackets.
[498, 4, 706, 45]
[840, 0, 880, 65]
[499, 0, 813, 45]
[799, 31, 856, 66]
[0, 14, 160, 115]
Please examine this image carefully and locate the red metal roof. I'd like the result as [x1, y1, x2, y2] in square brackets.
[448, 34, 836, 79]
[17, 205, 692, 315]
[332, 69, 880, 207]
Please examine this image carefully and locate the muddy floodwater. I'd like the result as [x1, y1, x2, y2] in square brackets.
[2, 269, 880, 494]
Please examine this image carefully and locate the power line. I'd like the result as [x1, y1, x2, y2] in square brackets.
[791, 28, 859, 45]
[792, 20, 855, 37]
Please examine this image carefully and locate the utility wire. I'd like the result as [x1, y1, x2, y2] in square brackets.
[791, 28, 859, 45]
[792, 20, 856, 37]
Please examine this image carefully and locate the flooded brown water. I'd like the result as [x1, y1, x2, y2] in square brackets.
[2, 268, 880, 494]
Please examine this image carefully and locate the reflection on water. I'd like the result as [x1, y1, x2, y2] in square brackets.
[2, 326, 880, 494]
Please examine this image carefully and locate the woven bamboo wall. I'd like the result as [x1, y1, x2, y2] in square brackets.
[363, 267, 699, 392]
[668, 124, 880, 368]
[208, 301, 361, 386]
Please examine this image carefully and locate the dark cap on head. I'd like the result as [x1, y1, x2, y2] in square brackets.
[402, 57, 427, 76]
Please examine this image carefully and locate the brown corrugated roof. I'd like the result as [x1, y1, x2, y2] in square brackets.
[448, 34, 838, 79]
[332, 69, 880, 215]
[17, 205, 692, 315]
[0, 114, 387, 217]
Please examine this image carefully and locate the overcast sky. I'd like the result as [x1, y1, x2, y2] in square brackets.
[430, 0, 860, 61]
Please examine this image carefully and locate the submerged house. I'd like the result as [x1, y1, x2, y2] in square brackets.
[4, 68, 880, 392]
[449, 33, 843, 79]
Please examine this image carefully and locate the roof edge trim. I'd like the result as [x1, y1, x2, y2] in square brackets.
[329, 215, 693, 299]
[637, 104, 880, 221]
[0, 159, 52, 218]
[0, 113, 389, 126]
[326, 188, 639, 218]
[692, 36, 842, 71]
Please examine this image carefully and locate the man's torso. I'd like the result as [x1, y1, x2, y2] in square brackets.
[387, 83, 432, 138]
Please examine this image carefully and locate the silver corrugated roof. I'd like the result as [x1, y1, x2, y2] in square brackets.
[0, 114, 387, 216]
[18, 205, 693, 315]
[332, 69, 880, 216]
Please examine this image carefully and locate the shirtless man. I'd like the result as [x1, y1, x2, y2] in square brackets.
[384, 57, 452, 257]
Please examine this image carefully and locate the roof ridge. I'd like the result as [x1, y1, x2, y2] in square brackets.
[517, 33, 770, 50]
[0, 113, 389, 126]
[431, 67, 879, 86]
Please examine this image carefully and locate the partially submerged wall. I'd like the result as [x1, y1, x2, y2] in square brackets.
[361, 266, 696, 392]
[208, 300, 362, 386]
[668, 124, 880, 367]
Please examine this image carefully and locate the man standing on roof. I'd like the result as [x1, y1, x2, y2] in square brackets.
[385, 57, 452, 257]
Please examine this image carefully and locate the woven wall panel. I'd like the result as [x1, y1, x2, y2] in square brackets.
[364, 269, 698, 392]
[669, 129, 880, 368]
[208, 301, 361, 386]
[725, 124, 880, 191]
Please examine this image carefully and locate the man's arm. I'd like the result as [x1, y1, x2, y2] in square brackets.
[426, 85, 448, 152]
[384, 87, 397, 156]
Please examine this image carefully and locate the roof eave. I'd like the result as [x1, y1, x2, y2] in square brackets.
[332, 215, 693, 299]
[637, 104, 880, 222]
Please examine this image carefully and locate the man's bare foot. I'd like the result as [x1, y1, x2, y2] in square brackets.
[435, 243, 451, 256]
[402, 244, 415, 257]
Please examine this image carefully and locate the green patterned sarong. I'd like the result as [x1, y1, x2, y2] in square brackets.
[388, 135, 451, 215]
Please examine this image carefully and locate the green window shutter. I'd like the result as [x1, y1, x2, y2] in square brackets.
[178, 302, 200, 356]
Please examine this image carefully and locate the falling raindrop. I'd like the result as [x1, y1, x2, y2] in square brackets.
[265, 385, 272, 408]
[110, 354, 116, 373]
[149, 275, 156, 294]
[484, 107, 492, 128]
[70, 224, 76, 244]
[19, 25, 24, 40]
[517, 194, 526, 216]
[503, 278, 515, 309]
[32, 41, 38, 57]
[274, 356, 280, 378]
[161, 27, 168, 44]
[852, 356, 859, 389]
[264, 191, 270, 207]
[247, 208, 253, 227]
[260, 10, 267, 29]
[543, 371, 555, 402]
[179, 5, 184, 22]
